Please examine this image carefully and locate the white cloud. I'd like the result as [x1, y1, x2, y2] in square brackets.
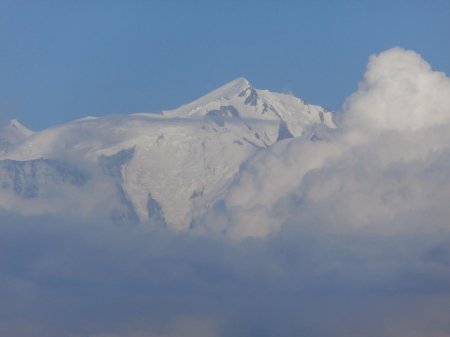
[344, 47, 450, 133]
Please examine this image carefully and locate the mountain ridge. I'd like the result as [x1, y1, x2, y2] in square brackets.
[0, 78, 335, 231]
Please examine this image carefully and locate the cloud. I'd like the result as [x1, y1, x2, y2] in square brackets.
[200, 47, 450, 237]
[344, 47, 450, 133]
[2, 47, 450, 337]
[1, 211, 450, 337]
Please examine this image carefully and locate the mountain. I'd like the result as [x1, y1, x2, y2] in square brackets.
[0, 78, 335, 230]
[0, 119, 34, 149]
[164, 77, 333, 140]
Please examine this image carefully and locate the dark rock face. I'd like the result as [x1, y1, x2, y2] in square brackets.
[147, 193, 165, 227]
[276, 121, 294, 141]
[99, 148, 139, 223]
[244, 88, 258, 106]
[99, 148, 135, 179]
[238, 87, 259, 106]
[206, 105, 240, 126]
[0, 158, 89, 199]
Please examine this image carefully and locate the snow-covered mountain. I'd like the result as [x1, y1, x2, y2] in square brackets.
[0, 78, 335, 230]
[0, 119, 34, 149]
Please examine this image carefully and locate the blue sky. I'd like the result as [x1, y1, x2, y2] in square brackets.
[1, 0, 449, 130]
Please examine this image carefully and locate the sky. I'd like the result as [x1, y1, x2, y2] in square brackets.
[1, 0, 450, 130]
[2, 2, 450, 337]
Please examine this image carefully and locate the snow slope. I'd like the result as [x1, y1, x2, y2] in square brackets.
[0, 78, 335, 230]
[0, 119, 34, 150]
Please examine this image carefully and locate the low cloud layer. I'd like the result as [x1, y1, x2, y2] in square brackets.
[2, 47, 450, 337]
[2, 211, 450, 337]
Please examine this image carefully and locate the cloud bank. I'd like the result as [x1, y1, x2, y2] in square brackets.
[205, 47, 450, 238]
[2, 47, 450, 337]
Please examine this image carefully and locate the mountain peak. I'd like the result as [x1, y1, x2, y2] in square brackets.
[198, 77, 253, 102]
[163, 77, 253, 117]
[218, 77, 252, 97]
[8, 118, 27, 130]
[3, 119, 32, 134]
[0, 119, 34, 147]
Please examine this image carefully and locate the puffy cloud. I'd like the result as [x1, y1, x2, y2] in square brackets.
[344, 47, 450, 133]
[200, 135, 340, 238]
